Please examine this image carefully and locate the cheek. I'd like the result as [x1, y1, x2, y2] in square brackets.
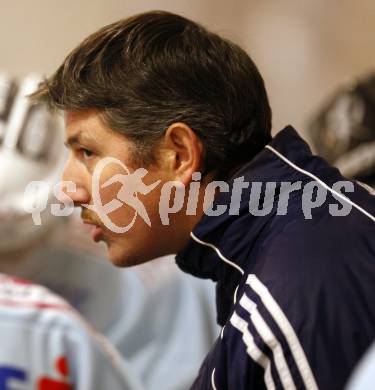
[98, 180, 120, 204]
[98, 185, 152, 231]
[94, 166, 166, 233]
[105, 186, 163, 228]
[107, 203, 139, 228]
[98, 165, 121, 193]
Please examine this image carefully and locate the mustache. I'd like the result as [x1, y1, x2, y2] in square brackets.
[80, 209, 102, 226]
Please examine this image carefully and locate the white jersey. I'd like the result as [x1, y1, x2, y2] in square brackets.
[0, 273, 143, 390]
[4, 217, 219, 390]
[8, 241, 218, 390]
[346, 343, 375, 390]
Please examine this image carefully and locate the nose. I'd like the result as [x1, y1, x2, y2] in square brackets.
[62, 155, 91, 207]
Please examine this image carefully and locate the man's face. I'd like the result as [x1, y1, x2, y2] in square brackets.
[63, 110, 183, 267]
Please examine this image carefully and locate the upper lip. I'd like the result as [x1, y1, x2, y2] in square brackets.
[82, 219, 100, 227]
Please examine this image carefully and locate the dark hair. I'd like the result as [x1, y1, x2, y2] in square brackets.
[32, 10, 272, 178]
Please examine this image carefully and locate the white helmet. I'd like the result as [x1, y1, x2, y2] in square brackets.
[0, 73, 66, 252]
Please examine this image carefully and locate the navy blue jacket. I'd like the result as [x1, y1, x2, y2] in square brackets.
[176, 126, 375, 390]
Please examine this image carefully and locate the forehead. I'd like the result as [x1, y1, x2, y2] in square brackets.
[65, 109, 106, 138]
[65, 110, 128, 146]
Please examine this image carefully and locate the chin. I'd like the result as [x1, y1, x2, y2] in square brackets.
[106, 243, 152, 268]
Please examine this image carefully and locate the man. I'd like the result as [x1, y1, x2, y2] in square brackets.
[31, 11, 375, 390]
[0, 72, 217, 390]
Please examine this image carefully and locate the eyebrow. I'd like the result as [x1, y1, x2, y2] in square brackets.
[64, 131, 93, 148]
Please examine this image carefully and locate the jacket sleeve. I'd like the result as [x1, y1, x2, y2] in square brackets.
[226, 219, 375, 390]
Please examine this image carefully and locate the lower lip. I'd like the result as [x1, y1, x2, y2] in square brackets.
[91, 226, 103, 242]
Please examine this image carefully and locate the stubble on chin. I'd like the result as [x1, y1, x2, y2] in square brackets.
[106, 244, 150, 268]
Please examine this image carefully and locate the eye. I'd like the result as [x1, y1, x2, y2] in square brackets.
[78, 147, 94, 160]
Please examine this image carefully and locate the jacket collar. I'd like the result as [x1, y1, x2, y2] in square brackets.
[175, 126, 314, 325]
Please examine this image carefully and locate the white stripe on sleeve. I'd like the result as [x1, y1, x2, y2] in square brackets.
[247, 274, 319, 390]
[239, 294, 297, 390]
[230, 311, 276, 390]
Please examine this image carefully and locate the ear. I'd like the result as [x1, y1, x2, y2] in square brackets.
[160, 122, 204, 186]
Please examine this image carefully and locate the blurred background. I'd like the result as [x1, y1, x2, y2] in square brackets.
[1, 0, 375, 138]
[0, 2, 374, 388]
